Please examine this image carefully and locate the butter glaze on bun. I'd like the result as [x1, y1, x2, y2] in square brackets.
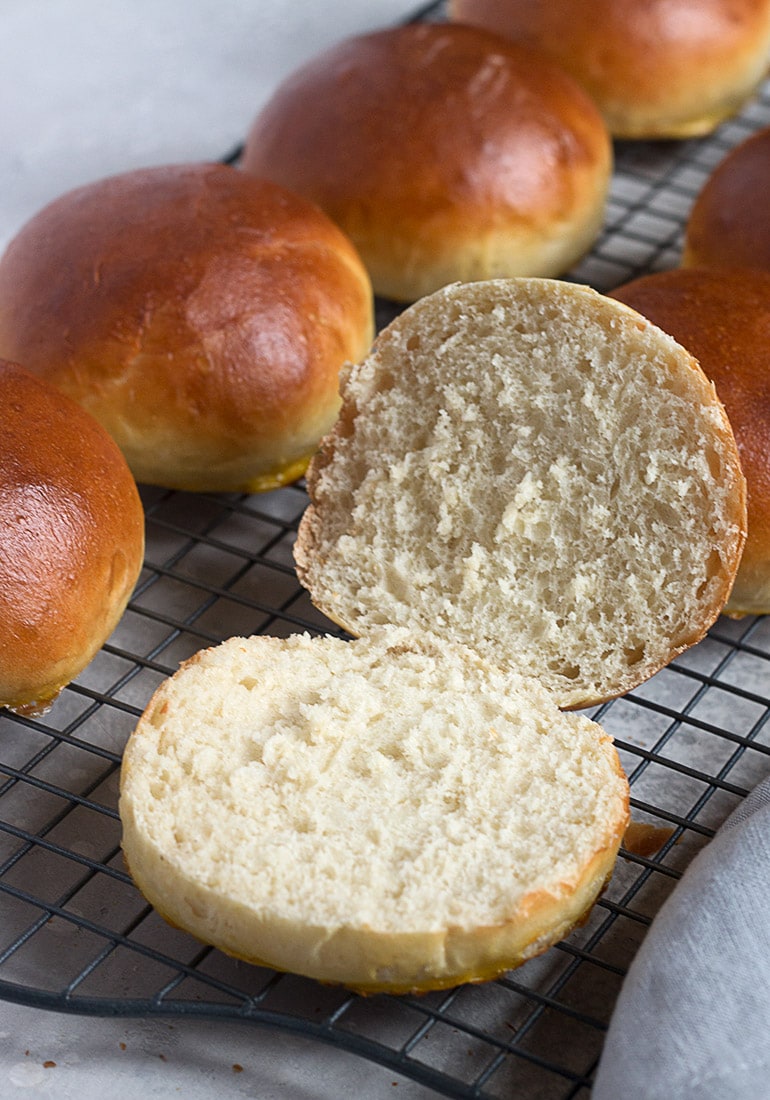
[0, 360, 145, 714]
[0, 164, 374, 492]
[683, 125, 770, 272]
[610, 267, 770, 617]
[241, 23, 612, 301]
[449, 0, 770, 138]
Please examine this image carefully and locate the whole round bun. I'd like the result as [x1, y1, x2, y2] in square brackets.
[119, 629, 630, 994]
[0, 360, 144, 714]
[610, 267, 770, 617]
[683, 125, 770, 272]
[241, 23, 612, 302]
[294, 278, 746, 709]
[0, 164, 374, 493]
[449, 0, 770, 138]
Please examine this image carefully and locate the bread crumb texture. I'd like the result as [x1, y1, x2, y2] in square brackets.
[296, 278, 746, 707]
[119, 629, 628, 990]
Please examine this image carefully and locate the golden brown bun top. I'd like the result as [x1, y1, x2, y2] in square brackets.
[450, 0, 770, 137]
[0, 359, 145, 712]
[241, 23, 611, 299]
[245, 22, 607, 220]
[684, 125, 770, 272]
[610, 267, 770, 615]
[0, 163, 374, 492]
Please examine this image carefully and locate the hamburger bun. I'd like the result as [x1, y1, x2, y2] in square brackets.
[0, 164, 374, 493]
[294, 278, 747, 708]
[610, 266, 770, 616]
[119, 628, 630, 993]
[0, 360, 144, 714]
[241, 23, 612, 302]
[683, 125, 770, 272]
[449, 0, 770, 138]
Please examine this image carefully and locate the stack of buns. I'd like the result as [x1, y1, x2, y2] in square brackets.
[242, 23, 612, 301]
[0, 163, 374, 493]
[449, 0, 770, 138]
[0, 360, 144, 714]
[295, 278, 746, 709]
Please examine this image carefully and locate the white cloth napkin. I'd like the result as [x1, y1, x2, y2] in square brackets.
[593, 775, 770, 1099]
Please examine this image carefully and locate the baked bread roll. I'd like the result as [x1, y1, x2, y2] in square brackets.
[241, 23, 612, 302]
[0, 164, 374, 493]
[294, 278, 747, 709]
[610, 267, 770, 617]
[449, 0, 770, 138]
[119, 629, 630, 994]
[683, 125, 770, 272]
[0, 360, 144, 714]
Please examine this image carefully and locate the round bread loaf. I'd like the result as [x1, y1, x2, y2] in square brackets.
[241, 23, 612, 302]
[294, 278, 747, 709]
[683, 125, 770, 272]
[449, 0, 770, 138]
[610, 267, 770, 617]
[0, 164, 374, 493]
[0, 359, 145, 714]
[119, 629, 630, 993]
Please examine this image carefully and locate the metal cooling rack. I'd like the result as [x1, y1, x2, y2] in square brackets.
[3, 9, 770, 1097]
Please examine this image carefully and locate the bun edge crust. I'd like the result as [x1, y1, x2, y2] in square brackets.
[119, 825, 622, 994]
[119, 631, 629, 993]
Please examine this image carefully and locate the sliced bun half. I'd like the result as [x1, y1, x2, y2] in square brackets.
[294, 278, 746, 708]
[119, 629, 629, 993]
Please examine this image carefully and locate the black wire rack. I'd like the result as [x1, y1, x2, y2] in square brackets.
[3, 7, 770, 1098]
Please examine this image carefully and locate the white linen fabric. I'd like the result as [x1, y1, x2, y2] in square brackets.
[594, 775, 770, 1099]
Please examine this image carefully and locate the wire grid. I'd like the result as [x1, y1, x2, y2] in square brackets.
[3, 31, 770, 1100]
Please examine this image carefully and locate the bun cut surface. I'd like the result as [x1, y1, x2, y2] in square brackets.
[295, 278, 746, 708]
[242, 23, 611, 301]
[119, 629, 629, 993]
[0, 164, 373, 492]
[611, 267, 770, 617]
[0, 360, 144, 714]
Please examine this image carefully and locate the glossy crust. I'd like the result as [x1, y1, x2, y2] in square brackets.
[683, 125, 770, 272]
[610, 268, 770, 616]
[449, 0, 770, 138]
[241, 23, 611, 301]
[0, 360, 145, 713]
[295, 279, 747, 707]
[0, 164, 374, 492]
